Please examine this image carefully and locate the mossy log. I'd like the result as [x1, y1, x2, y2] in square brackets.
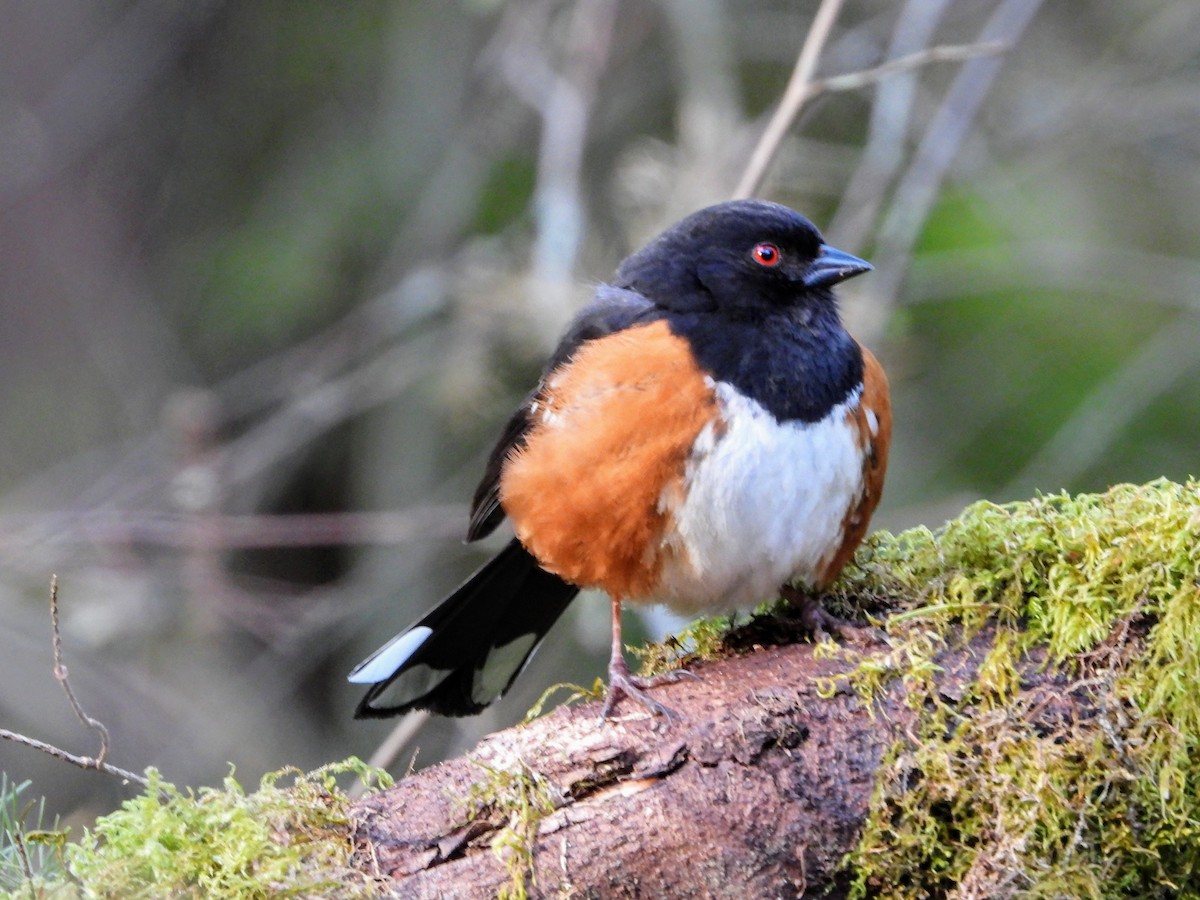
[354, 627, 990, 898]
[352, 480, 1200, 898]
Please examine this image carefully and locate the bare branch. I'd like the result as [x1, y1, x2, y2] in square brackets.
[810, 41, 1007, 99]
[828, 0, 955, 251]
[734, 0, 846, 199]
[0, 578, 152, 791]
[350, 711, 432, 801]
[364, 712, 431, 775]
[0, 729, 148, 789]
[49, 576, 109, 767]
[869, 0, 1047, 308]
[734, 0, 1007, 202]
[490, 0, 621, 339]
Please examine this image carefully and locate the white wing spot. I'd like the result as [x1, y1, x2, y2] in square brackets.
[347, 625, 433, 684]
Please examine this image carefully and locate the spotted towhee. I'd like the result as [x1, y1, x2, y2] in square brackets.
[350, 199, 891, 719]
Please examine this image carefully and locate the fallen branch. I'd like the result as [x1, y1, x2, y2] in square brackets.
[349, 628, 985, 897]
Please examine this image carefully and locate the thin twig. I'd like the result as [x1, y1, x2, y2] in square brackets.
[827, 0, 954, 253]
[734, 0, 845, 199]
[0, 578, 153, 791]
[49, 576, 110, 768]
[734, 3, 1006, 201]
[490, 0, 620, 340]
[809, 41, 1007, 98]
[870, 0, 1046, 307]
[0, 729, 148, 788]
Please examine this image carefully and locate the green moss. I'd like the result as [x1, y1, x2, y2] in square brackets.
[632, 611, 740, 677]
[830, 478, 1200, 898]
[64, 759, 390, 899]
[458, 759, 563, 900]
[632, 478, 1200, 896]
[37, 479, 1192, 898]
[521, 679, 606, 724]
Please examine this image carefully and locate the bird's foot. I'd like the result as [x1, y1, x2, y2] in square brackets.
[780, 585, 881, 647]
[601, 659, 690, 720]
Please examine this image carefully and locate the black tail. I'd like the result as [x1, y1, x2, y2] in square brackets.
[349, 539, 579, 718]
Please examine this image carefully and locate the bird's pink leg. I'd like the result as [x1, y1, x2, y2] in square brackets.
[601, 594, 687, 719]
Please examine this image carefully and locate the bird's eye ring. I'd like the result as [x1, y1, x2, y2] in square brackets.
[751, 242, 782, 267]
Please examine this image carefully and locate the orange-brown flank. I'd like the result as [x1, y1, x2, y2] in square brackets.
[500, 321, 717, 600]
[816, 345, 892, 587]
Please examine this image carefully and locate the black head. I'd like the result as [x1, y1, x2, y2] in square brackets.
[613, 199, 871, 316]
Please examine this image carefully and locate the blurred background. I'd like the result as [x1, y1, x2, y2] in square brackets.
[1, 0, 1197, 824]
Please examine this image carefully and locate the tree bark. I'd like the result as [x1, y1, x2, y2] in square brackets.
[350, 624, 1002, 898]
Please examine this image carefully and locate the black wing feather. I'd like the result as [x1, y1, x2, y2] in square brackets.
[354, 539, 579, 718]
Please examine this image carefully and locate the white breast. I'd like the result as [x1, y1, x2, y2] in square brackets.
[652, 380, 864, 615]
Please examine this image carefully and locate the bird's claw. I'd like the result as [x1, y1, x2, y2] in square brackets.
[601, 666, 685, 720]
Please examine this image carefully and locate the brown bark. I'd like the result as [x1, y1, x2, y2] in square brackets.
[351, 631, 984, 898]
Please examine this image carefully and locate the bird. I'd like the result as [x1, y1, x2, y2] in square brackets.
[349, 198, 891, 720]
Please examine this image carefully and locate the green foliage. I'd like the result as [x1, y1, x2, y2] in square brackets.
[0, 772, 68, 895]
[475, 156, 537, 235]
[633, 612, 739, 678]
[521, 679, 606, 723]
[634, 602, 794, 680]
[826, 478, 1200, 897]
[458, 759, 563, 900]
[64, 759, 390, 899]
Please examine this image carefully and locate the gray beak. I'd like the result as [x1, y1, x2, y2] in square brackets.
[803, 244, 873, 289]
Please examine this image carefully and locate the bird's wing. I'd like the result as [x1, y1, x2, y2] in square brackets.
[466, 286, 657, 542]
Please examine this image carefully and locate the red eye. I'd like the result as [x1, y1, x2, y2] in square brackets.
[751, 242, 781, 267]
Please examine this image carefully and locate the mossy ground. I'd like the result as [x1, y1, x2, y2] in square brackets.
[641, 478, 1200, 899]
[6, 480, 1199, 898]
[1, 759, 390, 899]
